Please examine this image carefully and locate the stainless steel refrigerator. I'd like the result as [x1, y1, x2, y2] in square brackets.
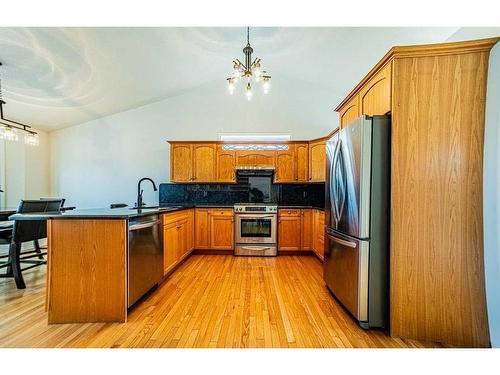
[324, 115, 390, 329]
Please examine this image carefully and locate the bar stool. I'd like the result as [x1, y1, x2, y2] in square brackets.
[0, 199, 64, 289]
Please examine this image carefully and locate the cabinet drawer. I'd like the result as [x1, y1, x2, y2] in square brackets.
[278, 209, 301, 217]
[162, 210, 190, 226]
[208, 208, 234, 217]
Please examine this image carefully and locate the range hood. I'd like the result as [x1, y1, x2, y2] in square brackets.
[236, 166, 275, 177]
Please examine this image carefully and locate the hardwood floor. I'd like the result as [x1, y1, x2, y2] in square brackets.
[0, 254, 448, 348]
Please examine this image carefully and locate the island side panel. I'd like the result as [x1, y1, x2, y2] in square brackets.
[47, 219, 128, 324]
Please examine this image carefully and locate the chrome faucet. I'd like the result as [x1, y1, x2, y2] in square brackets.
[136, 178, 157, 208]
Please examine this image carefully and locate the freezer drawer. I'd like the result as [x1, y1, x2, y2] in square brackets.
[324, 230, 369, 324]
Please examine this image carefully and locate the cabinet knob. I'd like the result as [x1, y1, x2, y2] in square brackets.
[287, 210, 291, 214]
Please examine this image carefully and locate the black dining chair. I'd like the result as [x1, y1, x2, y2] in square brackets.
[0, 199, 64, 289]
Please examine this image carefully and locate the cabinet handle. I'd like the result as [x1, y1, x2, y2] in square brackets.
[287, 210, 291, 214]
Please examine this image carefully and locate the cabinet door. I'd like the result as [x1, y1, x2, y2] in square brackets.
[209, 210, 234, 250]
[295, 143, 309, 182]
[186, 209, 194, 251]
[309, 141, 326, 182]
[216, 145, 236, 183]
[313, 210, 325, 261]
[339, 94, 360, 129]
[194, 209, 210, 249]
[177, 219, 188, 259]
[301, 209, 313, 250]
[236, 150, 275, 168]
[192, 143, 216, 182]
[163, 221, 179, 275]
[278, 210, 302, 251]
[275, 147, 295, 183]
[171, 143, 193, 182]
[359, 62, 392, 116]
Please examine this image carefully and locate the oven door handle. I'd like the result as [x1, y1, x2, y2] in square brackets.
[238, 245, 274, 251]
[236, 214, 276, 219]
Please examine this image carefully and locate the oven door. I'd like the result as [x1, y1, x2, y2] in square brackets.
[235, 214, 277, 244]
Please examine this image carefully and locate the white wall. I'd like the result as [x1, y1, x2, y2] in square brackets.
[0, 128, 50, 208]
[447, 28, 500, 347]
[50, 77, 338, 209]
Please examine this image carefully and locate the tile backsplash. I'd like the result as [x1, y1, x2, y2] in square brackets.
[159, 182, 324, 208]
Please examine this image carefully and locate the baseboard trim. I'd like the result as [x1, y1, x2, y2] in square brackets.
[192, 249, 234, 255]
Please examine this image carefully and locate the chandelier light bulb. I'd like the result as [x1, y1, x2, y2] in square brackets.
[245, 83, 253, 101]
[227, 78, 235, 95]
[252, 61, 262, 78]
[263, 77, 271, 94]
[0, 125, 19, 141]
[24, 132, 40, 146]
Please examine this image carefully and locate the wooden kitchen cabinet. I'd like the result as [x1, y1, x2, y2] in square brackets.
[163, 209, 195, 276]
[312, 209, 325, 261]
[192, 144, 216, 182]
[338, 93, 360, 129]
[169, 142, 216, 183]
[194, 208, 210, 249]
[275, 148, 295, 182]
[195, 208, 234, 250]
[209, 209, 234, 250]
[275, 143, 309, 183]
[278, 208, 312, 252]
[170, 143, 193, 182]
[359, 61, 392, 116]
[308, 140, 326, 182]
[295, 143, 309, 182]
[235, 150, 275, 168]
[216, 145, 236, 183]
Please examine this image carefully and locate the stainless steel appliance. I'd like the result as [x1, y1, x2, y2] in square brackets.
[234, 203, 278, 256]
[324, 115, 390, 329]
[236, 168, 275, 203]
[128, 214, 163, 307]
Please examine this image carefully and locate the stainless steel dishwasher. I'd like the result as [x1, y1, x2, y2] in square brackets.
[128, 214, 162, 308]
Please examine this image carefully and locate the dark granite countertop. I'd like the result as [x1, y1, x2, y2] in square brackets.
[9, 206, 193, 221]
[9, 204, 324, 221]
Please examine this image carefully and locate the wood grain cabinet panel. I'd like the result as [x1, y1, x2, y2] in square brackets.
[194, 209, 210, 249]
[312, 209, 325, 261]
[359, 62, 392, 116]
[170, 144, 193, 182]
[163, 220, 179, 275]
[192, 144, 216, 182]
[390, 51, 491, 347]
[278, 209, 312, 252]
[339, 94, 360, 128]
[275, 148, 295, 182]
[236, 150, 275, 168]
[300, 209, 312, 250]
[308, 140, 326, 182]
[295, 143, 309, 182]
[216, 145, 236, 183]
[209, 210, 234, 250]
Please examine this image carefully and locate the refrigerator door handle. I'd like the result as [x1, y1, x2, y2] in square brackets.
[327, 233, 357, 248]
[329, 140, 340, 223]
[337, 140, 347, 220]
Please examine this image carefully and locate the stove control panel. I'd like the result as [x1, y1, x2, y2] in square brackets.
[234, 205, 277, 213]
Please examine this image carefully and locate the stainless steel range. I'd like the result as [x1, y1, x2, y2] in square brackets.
[234, 203, 278, 256]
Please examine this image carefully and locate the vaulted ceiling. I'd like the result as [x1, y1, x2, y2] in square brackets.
[0, 27, 464, 131]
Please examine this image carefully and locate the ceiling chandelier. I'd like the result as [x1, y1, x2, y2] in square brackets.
[226, 27, 271, 100]
[0, 62, 39, 146]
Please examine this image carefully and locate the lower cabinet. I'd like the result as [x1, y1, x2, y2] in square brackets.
[195, 208, 234, 250]
[162, 209, 194, 276]
[278, 209, 312, 252]
[312, 209, 325, 261]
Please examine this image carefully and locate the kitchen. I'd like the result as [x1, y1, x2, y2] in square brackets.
[0, 5, 499, 374]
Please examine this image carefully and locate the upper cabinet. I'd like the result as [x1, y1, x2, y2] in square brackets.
[359, 62, 392, 116]
[235, 150, 275, 168]
[170, 142, 216, 183]
[216, 145, 236, 183]
[171, 143, 193, 182]
[339, 94, 360, 129]
[308, 140, 326, 182]
[275, 143, 309, 183]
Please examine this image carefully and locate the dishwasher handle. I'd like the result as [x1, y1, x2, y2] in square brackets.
[129, 220, 160, 231]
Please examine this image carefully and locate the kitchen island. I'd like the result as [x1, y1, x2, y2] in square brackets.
[11, 206, 192, 324]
